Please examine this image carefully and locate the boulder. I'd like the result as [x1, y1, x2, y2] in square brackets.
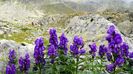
[65, 14, 133, 51]
[0, 39, 34, 72]
[117, 20, 133, 37]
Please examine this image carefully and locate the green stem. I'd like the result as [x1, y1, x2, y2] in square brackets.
[91, 58, 94, 73]
[76, 56, 79, 74]
[23, 71, 25, 74]
[39, 64, 42, 74]
[52, 63, 55, 74]
[100, 58, 103, 71]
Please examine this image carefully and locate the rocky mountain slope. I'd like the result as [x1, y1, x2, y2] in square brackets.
[0, 0, 133, 73]
[0, 13, 133, 72]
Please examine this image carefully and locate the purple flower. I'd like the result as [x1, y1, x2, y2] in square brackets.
[6, 64, 16, 74]
[108, 41, 115, 49]
[105, 25, 127, 71]
[48, 45, 57, 63]
[70, 36, 85, 56]
[99, 45, 107, 57]
[73, 36, 84, 46]
[114, 33, 122, 44]
[89, 43, 97, 52]
[48, 45, 57, 58]
[129, 52, 133, 58]
[110, 45, 119, 55]
[106, 34, 112, 43]
[89, 43, 97, 58]
[106, 64, 115, 73]
[59, 33, 68, 54]
[107, 25, 115, 35]
[50, 59, 55, 64]
[49, 28, 58, 49]
[120, 42, 129, 57]
[106, 25, 122, 44]
[121, 42, 129, 50]
[34, 37, 45, 65]
[106, 52, 112, 61]
[19, 53, 30, 73]
[108, 41, 120, 54]
[8, 49, 16, 64]
[70, 44, 79, 55]
[115, 56, 125, 67]
[79, 48, 86, 55]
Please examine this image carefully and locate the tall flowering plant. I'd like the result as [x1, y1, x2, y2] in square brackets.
[6, 49, 17, 74]
[48, 45, 57, 64]
[48, 28, 58, 64]
[49, 28, 58, 49]
[105, 25, 133, 73]
[89, 43, 97, 58]
[105, 25, 125, 73]
[8, 49, 17, 65]
[59, 33, 68, 55]
[19, 53, 30, 74]
[70, 36, 86, 74]
[33, 37, 45, 74]
[6, 64, 16, 74]
[4, 24, 133, 74]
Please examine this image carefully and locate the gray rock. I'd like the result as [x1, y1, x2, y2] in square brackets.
[0, 40, 34, 57]
[0, 40, 34, 72]
[117, 20, 133, 37]
[65, 14, 133, 51]
[33, 14, 64, 26]
[0, 39, 19, 50]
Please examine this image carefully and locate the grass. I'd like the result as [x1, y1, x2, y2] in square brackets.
[42, 3, 75, 14]
[7, 31, 32, 43]
[0, 11, 87, 44]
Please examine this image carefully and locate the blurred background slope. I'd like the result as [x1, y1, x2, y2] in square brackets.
[0, 0, 133, 72]
[0, 0, 133, 44]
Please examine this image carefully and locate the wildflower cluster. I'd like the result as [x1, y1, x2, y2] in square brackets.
[6, 49, 17, 74]
[105, 25, 130, 73]
[89, 43, 97, 58]
[70, 36, 86, 56]
[19, 53, 30, 73]
[59, 33, 68, 54]
[5, 25, 133, 74]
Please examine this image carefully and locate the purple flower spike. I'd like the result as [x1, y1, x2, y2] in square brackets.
[89, 43, 97, 58]
[121, 42, 129, 57]
[48, 45, 57, 64]
[59, 33, 68, 54]
[106, 34, 112, 43]
[73, 36, 84, 46]
[107, 25, 115, 35]
[99, 45, 107, 57]
[89, 43, 97, 52]
[129, 52, 133, 58]
[121, 42, 129, 50]
[19, 53, 30, 73]
[114, 33, 122, 44]
[34, 37, 45, 65]
[35, 37, 44, 47]
[6, 64, 16, 74]
[79, 48, 86, 55]
[49, 28, 58, 49]
[106, 52, 112, 61]
[105, 25, 129, 72]
[115, 56, 125, 67]
[48, 45, 57, 58]
[70, 36, 85, 56]
[106, 64, 115, 73]
[8, 49, 16, 64]
[70, 44, 79, 56]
